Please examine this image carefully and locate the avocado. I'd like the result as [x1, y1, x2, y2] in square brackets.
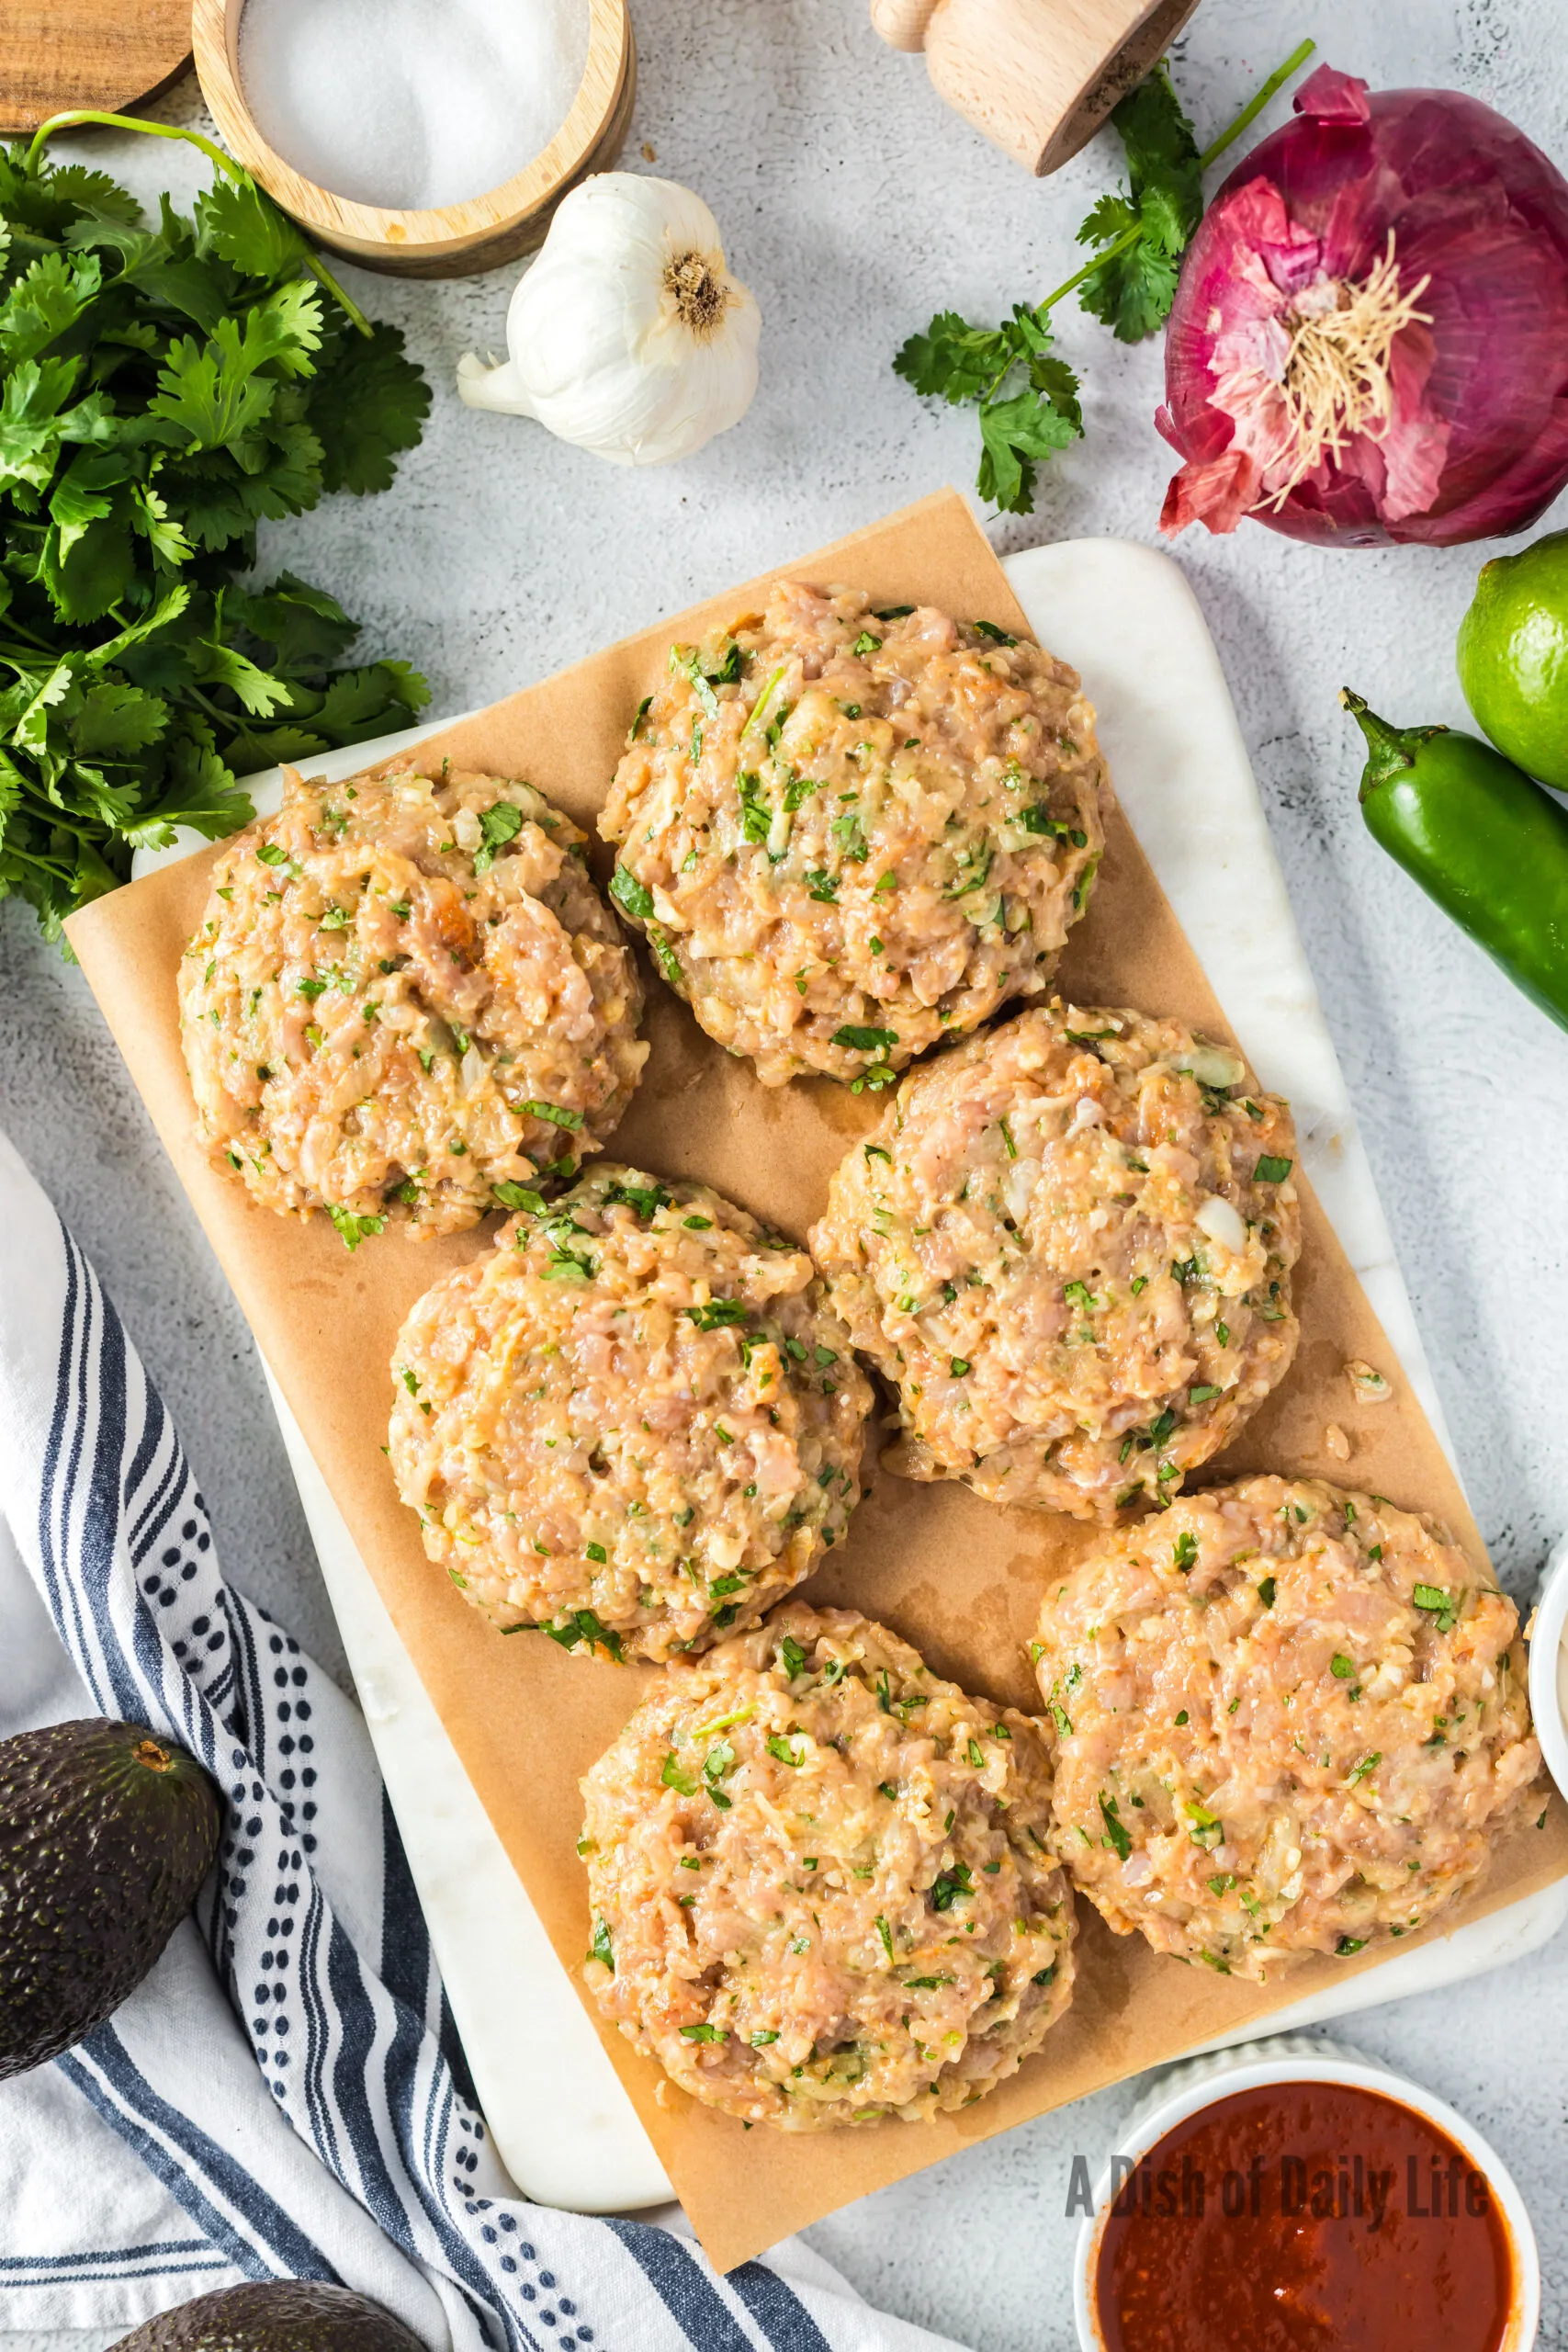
[0, 1718, 220, 2078]
[110, 2281, 427, 2352]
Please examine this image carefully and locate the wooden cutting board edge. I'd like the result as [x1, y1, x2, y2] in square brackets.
[0, 1, 193, 137]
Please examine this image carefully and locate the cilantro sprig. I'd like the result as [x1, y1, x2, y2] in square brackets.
[0, 115, 430, 942]
[892, 298, 1082, 516]
[894, 41, 1314, 514]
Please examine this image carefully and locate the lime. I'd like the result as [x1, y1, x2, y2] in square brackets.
[1456, 530, 1568, 789]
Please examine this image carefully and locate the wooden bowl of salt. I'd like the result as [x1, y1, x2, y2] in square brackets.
[192, 0, 635, 277]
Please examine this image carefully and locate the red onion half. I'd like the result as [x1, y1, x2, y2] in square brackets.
[1157, 64, 1568, 547]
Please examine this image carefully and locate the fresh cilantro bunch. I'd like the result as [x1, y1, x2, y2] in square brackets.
[895, 41, 1314, 514]
[0, 122, 432, 942]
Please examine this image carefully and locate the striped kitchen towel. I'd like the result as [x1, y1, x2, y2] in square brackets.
[0, 1124, 964, 2352]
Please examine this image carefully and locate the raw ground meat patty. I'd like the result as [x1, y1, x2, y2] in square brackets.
[809, 1001, 1302, 1521]
[580, 1604, 1077, 2128]
[1033, 1476, 1540, 1979]
[388, 1168, 873, 1663]
[180, 761, 646, 1239]
[597, 578, 1106, 1087]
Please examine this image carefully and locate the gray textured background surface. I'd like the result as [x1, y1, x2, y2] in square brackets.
[2, 1, 1566, 2346]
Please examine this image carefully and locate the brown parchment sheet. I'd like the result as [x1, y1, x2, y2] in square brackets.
[68, 490, 1568, 2272]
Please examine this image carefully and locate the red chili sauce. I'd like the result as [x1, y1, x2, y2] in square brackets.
[1094, 2080, 1516, 2352]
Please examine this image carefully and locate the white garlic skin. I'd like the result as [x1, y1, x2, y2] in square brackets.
[457, 174, 761, 466]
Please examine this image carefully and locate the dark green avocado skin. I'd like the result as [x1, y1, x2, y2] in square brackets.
[110, 2280, 428, 2352]
[0, 1718, 220, 2078]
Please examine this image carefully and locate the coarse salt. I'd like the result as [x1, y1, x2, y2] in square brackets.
[240, 0, 590, 212]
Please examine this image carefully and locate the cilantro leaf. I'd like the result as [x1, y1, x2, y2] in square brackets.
[544, 1608, 625, 1663]
[309, 319, 430, 495]
[684, 1297, 750, 1331]
[315, 661, 430, 740]
[11, 659, 74, 754]
[194, 173, 313, 280]
[0, 356, 110, 497]
[893, 310, 1012, 405]
[0, 249, 103, 368]
[131, 479, 195, 567]
[474, 798, 524, 874]
[610, 865, 655, 922]
[977, 381, 1082, 515]
[148, 323, 276, 452]
[6, 160, 140, 240]
[37, 505, 138, 624]
[1077, 226, 1181, 345]
[220, 726, 328, 770]
[1413, 1583, 1460, 1635]
[192, 633, 294, 718]
[67, 679, 167, 761]
[85, 585, 193, 672]
[228, 571, 357, 672]
[1077, 66, 1208, 343]
[603, 1179, 671, 1219]
[125, 738, 254, 847]
[1118, 70, 1205, 218]
[1077, 189, 1141, 252]
[327, 1204, 386, 1250]
[1099, 1791, 1133, 1860]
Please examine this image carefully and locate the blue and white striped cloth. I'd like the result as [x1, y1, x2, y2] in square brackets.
[0, 1126, 964, 2352]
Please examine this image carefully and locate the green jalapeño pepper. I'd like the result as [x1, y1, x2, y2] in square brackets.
[1342, 689, 1568, 1034]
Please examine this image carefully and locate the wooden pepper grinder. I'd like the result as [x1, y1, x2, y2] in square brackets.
[870, 0, 1202, 175]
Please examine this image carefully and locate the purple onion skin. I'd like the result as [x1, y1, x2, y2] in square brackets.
[1162, 88, 1568, 547]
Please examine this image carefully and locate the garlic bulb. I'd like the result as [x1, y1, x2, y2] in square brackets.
[457, 174, 761, 466]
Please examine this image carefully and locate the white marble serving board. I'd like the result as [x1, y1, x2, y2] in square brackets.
[136, 537, 1568, 2214]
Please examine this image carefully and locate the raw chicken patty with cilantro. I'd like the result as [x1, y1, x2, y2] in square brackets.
[180, 760, 646, 1239]
[387, 1168, 872, 1663]
[580, 1604, 1077, 2128]
[811, 1001, 1302, 1520]
[598, 579, 1107, 1087]
[1034, 1476, 1541, 1979]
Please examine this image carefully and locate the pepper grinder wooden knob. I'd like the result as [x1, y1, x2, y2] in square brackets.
[870, 0, 1203, 175]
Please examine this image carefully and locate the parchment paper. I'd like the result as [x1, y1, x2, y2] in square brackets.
[67, 491, 1568, 2272]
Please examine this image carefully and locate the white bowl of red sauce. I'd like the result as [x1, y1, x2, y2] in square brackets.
[1074, 2033, 1539, 2352]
